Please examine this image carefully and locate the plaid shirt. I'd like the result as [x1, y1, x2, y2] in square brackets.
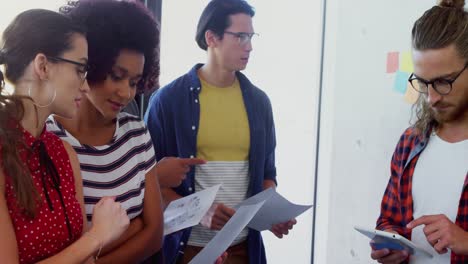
[376, 126, 468, 264]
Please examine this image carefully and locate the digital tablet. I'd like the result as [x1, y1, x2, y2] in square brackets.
[354, 226, 433, 258]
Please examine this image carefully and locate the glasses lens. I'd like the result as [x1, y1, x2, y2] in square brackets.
[77, 68, 87, 85]
[433, 79, 451, 95]
[239, 34, 250, 45]
[410, 79, 427, 93]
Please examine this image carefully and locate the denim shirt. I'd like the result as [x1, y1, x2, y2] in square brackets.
[144, 64, 277, 264]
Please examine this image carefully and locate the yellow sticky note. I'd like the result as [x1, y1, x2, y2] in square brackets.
[404, 82, 419, 104]
[400, 51, 414, 73]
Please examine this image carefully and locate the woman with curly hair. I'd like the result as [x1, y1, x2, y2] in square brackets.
[46, 1, 165, 263]
[0, 8, 129, 264]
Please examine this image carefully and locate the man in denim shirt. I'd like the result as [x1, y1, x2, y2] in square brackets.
[145, 0, 296, 263]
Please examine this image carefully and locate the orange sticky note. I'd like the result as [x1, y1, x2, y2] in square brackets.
[404, 82, 419, 104]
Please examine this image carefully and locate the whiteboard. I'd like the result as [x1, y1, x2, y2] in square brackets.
[314, 0, 447, 263]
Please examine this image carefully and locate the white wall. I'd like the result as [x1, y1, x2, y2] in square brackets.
[0, 1, 65, 33]
[315, 0, 437, 263]
[160, 1, 323, 263]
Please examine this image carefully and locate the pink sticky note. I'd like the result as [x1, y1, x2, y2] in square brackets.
[386, 52, 399, 73]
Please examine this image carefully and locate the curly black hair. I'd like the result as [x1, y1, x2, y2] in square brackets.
[60, 0, 160, 93]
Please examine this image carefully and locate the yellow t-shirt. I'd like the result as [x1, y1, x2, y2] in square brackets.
[189, 75, 251, 247]
[196, 77, 250, 161]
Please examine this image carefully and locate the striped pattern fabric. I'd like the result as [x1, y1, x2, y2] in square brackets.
[188, 161, 250, 246]
[46, 112, 156, 221]
[145, 64, 277, 263]
[188, 76, 251, 247]
[377, 126, 468, 264]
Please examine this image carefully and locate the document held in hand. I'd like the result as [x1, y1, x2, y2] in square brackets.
[163, 184, 221, 236]
[236, 187, 313, 231]
[189, 188, 313, 264]
[189, 202, 266, 264]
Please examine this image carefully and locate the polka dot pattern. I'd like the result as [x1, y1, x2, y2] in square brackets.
[4, 127, 83, 264]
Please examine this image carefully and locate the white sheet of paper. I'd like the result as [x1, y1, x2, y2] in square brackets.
[237, 188, 313, 231]
[163, 184, 221, 236]
[234, 187, 275, 209]
[189, 201, 265, 264]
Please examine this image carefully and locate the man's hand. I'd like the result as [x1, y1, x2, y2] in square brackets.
[214, 252, 228, 264]
[270, 219, 297, 238]
[156, 157, 206, 188]
[370, 230, 409, 264]
[407, 214, 468, 255]
[370, 247, 409, 264]
[200, 203, 235, 230]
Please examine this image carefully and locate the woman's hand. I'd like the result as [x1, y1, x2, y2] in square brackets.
[88, 197, 130, 247]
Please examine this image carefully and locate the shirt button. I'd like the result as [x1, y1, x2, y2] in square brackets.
[195, 99, 198, 103]
[192, 126, 196, 130]
[190, 155, 194, 158]
[197, 87, 200, 91]
[180, 242, 184, 246]
[190, 87, 194, 91]
[188, 187, 193, 192]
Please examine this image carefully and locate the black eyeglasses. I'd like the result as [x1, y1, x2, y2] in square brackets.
[224, 31, 259, 46]
[408, 63, 467, 95]
[47, 56, 89, 83]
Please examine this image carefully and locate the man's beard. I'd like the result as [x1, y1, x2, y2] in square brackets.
[429, 96, 468, 124]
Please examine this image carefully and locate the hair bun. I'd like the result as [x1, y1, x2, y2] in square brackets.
[0, 51, 5, 65]
[437, 0, 465, 8]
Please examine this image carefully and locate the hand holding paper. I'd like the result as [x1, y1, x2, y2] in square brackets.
[189, 188, 312, 263]
[270, 218, 297, 238]
[163, 184, 220, 235]
[215, 252, 228, 264]
[189, 202, 265, 264]
[200, 203, 236, 230]
[236, 187, 312, 232]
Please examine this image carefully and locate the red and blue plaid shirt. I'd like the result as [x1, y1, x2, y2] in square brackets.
[377, 126, 468, 264]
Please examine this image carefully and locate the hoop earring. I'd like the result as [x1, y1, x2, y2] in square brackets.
[28, 85, 57, 108]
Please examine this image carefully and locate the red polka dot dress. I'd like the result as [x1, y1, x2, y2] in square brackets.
[3, 127, 83, 264]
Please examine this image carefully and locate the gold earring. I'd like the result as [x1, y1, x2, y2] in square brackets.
[28, 85, 56, 108]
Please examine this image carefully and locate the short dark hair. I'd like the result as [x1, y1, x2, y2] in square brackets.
[196, 0, 255, 50]
[60, 0, 160, 92]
